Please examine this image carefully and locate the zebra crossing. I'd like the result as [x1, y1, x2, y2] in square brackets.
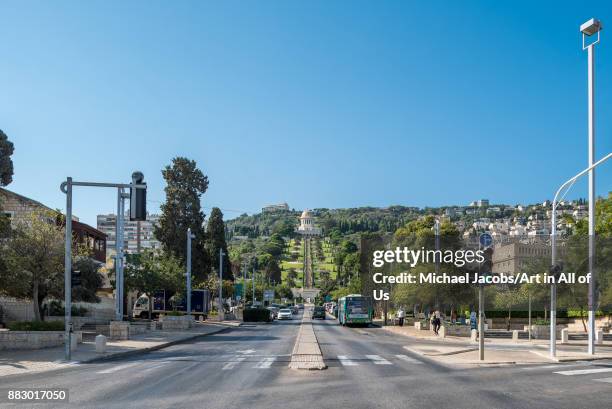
[334, 354, 423, 367]
[523, 361, 612, 385]
[91, 353, 424, 375]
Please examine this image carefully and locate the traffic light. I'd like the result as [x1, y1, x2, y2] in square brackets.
[481, 247, 493, 274]
[130, 171, 147, 221]
[550, 262, 564, 280]
[71, 269, 81, 287]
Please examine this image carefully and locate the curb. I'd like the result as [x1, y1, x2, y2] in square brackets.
[402, 345, 478, 357]
[529, 349, 612, 363]
[81, 326, 231, 363]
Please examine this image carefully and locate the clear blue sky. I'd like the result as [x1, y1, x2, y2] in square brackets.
[1, 1, 611, 226]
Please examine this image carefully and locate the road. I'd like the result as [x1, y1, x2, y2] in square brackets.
[1, 311, 611, 409]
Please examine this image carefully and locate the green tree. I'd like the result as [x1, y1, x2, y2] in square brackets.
[265, 259, 282, 285]
[0, 210, 101, 321]
[155, 157, 210, 281]
[124, 250, 184, 318]
[207, 207, 233, 280]
[0, 129, 14, 187]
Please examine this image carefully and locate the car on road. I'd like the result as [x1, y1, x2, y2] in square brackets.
[277, 309, 293, 320]
[297, 303, 304, 309]
[312, 306, 326, 319]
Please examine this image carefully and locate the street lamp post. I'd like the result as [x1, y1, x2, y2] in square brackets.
[219, 249, 225, 321]
[549, 152, 612, 357]
[581, 18, 603, 355]
[186, 228, 195, 315]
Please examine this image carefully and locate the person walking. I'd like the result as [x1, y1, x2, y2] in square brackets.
[397, 307, 405, 327]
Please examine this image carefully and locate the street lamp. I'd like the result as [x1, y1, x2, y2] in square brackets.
[186, 228, 195, 316]
[581, 17, 603, 355]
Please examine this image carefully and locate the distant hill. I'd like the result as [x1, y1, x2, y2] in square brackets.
[226, 206, 423, 239]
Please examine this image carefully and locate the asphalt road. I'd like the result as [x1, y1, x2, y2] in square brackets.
[1, 312, 611, 409]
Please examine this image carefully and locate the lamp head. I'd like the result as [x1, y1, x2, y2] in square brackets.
[581, 18, 602, 36]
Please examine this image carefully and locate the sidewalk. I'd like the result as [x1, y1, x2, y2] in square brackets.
[384, 325, 612, 367]
[0, 321, 240, 378]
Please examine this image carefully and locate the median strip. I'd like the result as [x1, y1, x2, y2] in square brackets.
[288, 308, 327, 370]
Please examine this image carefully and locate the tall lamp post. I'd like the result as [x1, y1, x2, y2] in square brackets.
[581, 18, 603, 355]
[186, 228, 195, 316]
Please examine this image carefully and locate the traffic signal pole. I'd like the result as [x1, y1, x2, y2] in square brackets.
[60, 174, 147, 361]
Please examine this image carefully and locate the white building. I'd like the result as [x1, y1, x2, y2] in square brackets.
[97, 213, 161, 254]
[296, 209, 321, 236]
[262, 203, 289, 213]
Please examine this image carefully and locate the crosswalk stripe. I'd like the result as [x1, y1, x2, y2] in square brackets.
[395, 354, 422, 364]
[366, 355, 392, 365]
[141, 362, 170, 373]
[554, 367, 612, 376]
[594, 377, 612, 384]
[96, 362, 140, 374]
[337, 355, 358, 366]
[254, 357, 276, 369]
[522, 363, 590, 371]
[223, 357, 247, 370]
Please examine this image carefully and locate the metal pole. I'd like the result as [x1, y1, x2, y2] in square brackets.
[550, 202, 557, 356]
[528, 292, 532, 342]
[186, 228, 192, 315]
[252, 268, 256, 305]
[479, 284, 484, 360]
[219, 249, 224, 321]
[115, 189, 122, 321]
[587, 42, 596, 356]
[64, 178, 72, 361]
[118, 191, 126, 320]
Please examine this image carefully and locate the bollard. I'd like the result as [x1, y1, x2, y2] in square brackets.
[95, 334, 107, 354]
[561, 328, 569, 344]
[439, 326, 446, 338]
[70, 334, 78, 351]
[471, 329, 478, 342]
[198, 315, 204, 322]
[512, 330, 519, 342]
[596, 330, 604, 345]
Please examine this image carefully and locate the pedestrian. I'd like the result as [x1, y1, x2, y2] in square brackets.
[397, 306, 405, 327]
[430, 312, 436, 334]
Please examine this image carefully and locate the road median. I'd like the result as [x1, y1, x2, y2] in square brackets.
[288, 308, 327, 370]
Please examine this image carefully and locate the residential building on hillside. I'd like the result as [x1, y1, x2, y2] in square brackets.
[262, 203, 289, 213]
[97, 212, 161, 254]
[0, 188, 106, 263]
[492, 241, 553, 275]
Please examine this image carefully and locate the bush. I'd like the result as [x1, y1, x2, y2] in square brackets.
[166, 310, 183, 316]
[8, 321, 65, 331]
[243, 308, 271, 322]
[48, 300, 88, 317]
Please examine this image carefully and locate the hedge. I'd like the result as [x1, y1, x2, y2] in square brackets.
[243, 308, 272, 322]
[8, 321, 65, 331]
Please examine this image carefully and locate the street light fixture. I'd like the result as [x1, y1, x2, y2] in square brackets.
[581, 17, 603, 355]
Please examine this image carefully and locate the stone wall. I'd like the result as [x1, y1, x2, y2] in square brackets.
[0, 330, 82, 351]
[159, 315, 193, 330]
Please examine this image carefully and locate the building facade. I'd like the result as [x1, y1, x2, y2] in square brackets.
[97, 213, 161, 254]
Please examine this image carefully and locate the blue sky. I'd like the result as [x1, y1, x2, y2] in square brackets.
[1, 1, 611, 226]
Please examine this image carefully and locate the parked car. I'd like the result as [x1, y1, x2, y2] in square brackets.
[297, 304, 304, 310]
[278, 309, 293, 320]
[312, 306, 326, 320]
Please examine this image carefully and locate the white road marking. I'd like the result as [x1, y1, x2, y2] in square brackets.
[554, 367, 612, 376]
[254, 357, 276, 369]
[395, 354, 422, 364]
[594, 377, 612, 384]
[522, 363, 591, 371]
[223, 356, 247, 370]
[338, 355, 358, 366]
[366, 355, 392, 365]
[140, 362, 170, 373]
[96, 362, 140, 374]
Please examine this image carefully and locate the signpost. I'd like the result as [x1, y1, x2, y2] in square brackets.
[263, 290, 274, 302]
[478, 233, 493, 361]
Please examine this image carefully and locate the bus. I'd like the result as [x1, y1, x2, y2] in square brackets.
[337, 294, 373, 326]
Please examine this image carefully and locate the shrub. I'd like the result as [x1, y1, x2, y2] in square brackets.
[48, 300, 88, 317]
[166, 310, 182, 316]
[8, 321, 65, 331]
[243, 308, 271, 322]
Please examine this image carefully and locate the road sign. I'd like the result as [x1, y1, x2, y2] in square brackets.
[479, 233, 493, 248]
[234, 283, 243, 298]
[263, 290, 274, 301]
